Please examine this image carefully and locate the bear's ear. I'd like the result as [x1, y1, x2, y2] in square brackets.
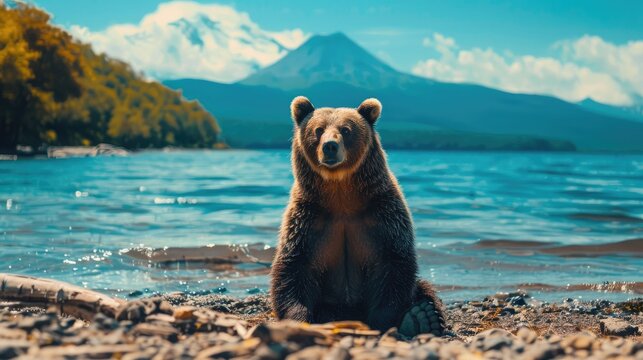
[357, 98, 382, 125]
[290, 96, 315, 126]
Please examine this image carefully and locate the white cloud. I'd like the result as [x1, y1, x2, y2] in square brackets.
[69, 1, 309, 82]
[412, 33, 643, 106]
[559, 35, 643, 102]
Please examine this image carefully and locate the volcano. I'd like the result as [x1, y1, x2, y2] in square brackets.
[240, 32, 424, 90]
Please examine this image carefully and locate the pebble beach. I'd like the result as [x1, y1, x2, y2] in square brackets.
[1, 292, 640, 359]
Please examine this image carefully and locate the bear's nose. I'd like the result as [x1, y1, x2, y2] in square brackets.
[322, 141, 339, 157]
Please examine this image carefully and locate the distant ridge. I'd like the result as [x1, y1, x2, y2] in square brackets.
[577, 98, 643, 123]
[166, 33, 643, 151]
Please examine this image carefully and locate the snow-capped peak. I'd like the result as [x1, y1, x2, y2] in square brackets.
[69, 1, 308, 82]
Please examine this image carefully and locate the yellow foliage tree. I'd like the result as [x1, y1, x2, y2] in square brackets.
[0, 3, 222, 150]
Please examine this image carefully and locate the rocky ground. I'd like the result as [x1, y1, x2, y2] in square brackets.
[0, 293, 641, 359]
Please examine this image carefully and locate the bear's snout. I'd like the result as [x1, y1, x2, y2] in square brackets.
[321, 139, 343, 166]
[319, 131, 345, 168]
[322, 141, 339, 157]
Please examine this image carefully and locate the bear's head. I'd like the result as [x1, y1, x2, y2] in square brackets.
[290, 96, 382, 181]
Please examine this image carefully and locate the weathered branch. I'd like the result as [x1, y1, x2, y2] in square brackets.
[0, 273, 125, 320]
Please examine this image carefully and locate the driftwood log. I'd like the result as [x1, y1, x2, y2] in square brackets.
[0, 273, 125, 320]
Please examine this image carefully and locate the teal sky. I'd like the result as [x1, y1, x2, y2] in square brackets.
[26, 0, 643, 106]
[30, 0, 643, 71]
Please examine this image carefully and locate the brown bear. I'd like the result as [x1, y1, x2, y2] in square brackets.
[270, 96, 446, 337]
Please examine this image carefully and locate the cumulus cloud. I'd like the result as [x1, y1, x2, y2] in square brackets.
[559, 35, 643, 101]
[412, 33, 643, 106]
[69, 1, 308, 82]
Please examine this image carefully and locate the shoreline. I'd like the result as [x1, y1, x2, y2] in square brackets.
[1, 279, 640, 359]
[5, 145, 643, 160]
[1, 239, 641, 304]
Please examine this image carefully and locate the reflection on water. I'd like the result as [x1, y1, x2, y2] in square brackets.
[0, 150, 641, 302]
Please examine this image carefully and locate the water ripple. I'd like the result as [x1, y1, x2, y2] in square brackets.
[1, 150, 642, 301]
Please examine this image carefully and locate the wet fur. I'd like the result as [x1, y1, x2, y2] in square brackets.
[271, 98, 443, 332]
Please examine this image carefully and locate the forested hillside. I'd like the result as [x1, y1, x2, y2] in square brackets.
[0, 4, 223, 151]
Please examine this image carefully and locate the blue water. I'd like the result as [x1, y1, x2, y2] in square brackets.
[1, 150, 642, 302]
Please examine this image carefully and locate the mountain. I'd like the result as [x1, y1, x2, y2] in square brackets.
[240, 32, 423, 90]
[165, 33, 643, 152]
[577, 98, 643, 123]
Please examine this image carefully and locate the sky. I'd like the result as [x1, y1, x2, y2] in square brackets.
[28, 0, 643, 106]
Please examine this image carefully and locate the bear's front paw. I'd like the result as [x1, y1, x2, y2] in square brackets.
[398, 299, 445, 337]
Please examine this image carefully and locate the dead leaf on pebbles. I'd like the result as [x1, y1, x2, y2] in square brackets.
[173, 305, 197, 320]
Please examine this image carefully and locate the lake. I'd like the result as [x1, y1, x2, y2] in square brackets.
[1, 150, 641, 303]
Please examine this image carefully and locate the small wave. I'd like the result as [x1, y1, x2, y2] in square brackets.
[434, 281, 642, 295]
[121, 243, 275, 276]
[191, 176, 231, 181]
[568, 212, 643, 223]
[416, 248, 574, 272]
[514, 282, 643, 295]
[123, 243, 275, 265]
[153, 197, 198, 205]
[180, 185, 288, 197]
[472, 238, 643, 257]
[473, 239, 551, 249]
[525, 168, 578, 177]
[566, 177, 622, 186]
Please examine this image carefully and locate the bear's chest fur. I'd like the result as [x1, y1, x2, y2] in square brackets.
[298, 171, 384, 306]
[311, 213, 378, 306]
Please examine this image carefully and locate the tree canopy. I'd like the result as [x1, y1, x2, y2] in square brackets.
[0, 4, 223, 150]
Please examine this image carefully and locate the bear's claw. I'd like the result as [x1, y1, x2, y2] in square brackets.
[398, 299, 445, 338]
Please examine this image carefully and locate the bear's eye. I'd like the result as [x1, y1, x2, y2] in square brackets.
[340, 127, 351, 137]
[315, 127, 324, 139]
